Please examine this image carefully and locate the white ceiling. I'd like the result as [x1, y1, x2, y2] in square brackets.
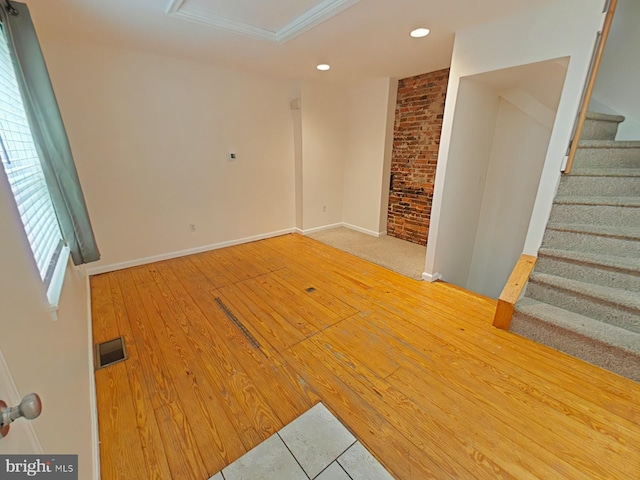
[25, 0, 562, 81]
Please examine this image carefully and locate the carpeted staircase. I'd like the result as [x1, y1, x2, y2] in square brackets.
[510, 111, 640, 382]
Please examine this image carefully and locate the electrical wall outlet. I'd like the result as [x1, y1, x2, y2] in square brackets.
[322, 205, 327, 213]
[227, 152, 237, 161]
[189, 224, 196, 232]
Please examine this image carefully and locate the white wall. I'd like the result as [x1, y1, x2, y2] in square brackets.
[466, 98, 552, 298]
[300, 81, 348, 230]
[0, 172, 95, 476]
[42, 41, 297, 272]
[426, 0, 606, 281]
[292, 104, 304, 230]
[432, 78, 499, 286]
[590, 0, 640, 140]
[342, 78, 395, 235]
[299, 78, 397, 235]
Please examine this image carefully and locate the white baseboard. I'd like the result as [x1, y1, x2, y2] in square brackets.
[298, 223, 343, 235]
[86, 228, 296, 275]
[300, 222, 385, 237]
[422, 271, 442, 282]
[342, 223, 386, 237]
[85, 273, 101, 480]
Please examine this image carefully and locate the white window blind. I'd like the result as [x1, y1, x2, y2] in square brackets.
[0, 27, 63, 287]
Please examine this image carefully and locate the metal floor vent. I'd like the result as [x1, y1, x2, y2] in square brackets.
[214, 297, 262, 349]
[96, 336, 127, 369]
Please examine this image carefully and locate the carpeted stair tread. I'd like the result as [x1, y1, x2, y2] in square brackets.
[585, 111, 626, 123]
[529, 272, 640, 312]
[570, 168, 640, 176]
[512, 110, 640, 382]
[554, 196, 640, 207]
[515, 298, 640, 355]
[546, 223, 640, 241]
[578, 140, 640, 149]
[538, 247, 640, 274]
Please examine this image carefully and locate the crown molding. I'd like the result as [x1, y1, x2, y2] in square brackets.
[276, 0, 360, 42]
[166, 0, 360, 44]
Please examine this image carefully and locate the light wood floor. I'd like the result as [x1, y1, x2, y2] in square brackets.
[91, 234, 640, 479]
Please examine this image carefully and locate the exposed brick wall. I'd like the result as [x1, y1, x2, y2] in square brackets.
[387, 68, 450, 246]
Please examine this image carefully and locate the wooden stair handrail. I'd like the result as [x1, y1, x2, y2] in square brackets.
[493, 254, 537, 330]
[565, 0, 617, 174]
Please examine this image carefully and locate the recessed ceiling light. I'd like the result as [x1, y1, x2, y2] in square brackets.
[316, 64, 331, 71]
[410, 28, 430, 38]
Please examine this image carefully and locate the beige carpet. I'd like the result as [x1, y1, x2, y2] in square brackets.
[307, 227, 426, 280]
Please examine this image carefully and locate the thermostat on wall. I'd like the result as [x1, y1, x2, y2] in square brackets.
[227, 152, 237, 161]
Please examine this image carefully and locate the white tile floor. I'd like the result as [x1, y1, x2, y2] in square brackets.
[210, 403, 395, 480]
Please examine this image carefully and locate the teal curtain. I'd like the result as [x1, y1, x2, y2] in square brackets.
[0, 1, 99, 265]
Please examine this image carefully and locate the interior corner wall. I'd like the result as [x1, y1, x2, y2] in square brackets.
[342, 78, 395, 235]
[300, 81, 348, 230]
[42, 40, 297, 271]
[466, 98, 552, 298]
[425, 0, 606, 280]
[0, 172, 94, 476]
[378, 79, 399, 233]
[590, 0, 640, 140]
[432, 79, 499, 287]
[292, 94, 304, 230]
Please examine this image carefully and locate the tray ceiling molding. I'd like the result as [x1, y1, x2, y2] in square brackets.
[166, 0, 361, 43]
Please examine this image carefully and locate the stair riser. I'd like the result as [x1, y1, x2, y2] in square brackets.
[557, 176, 640, 197]
[510, 313, 640, 383]
[526, 281, 640, 333]
[542, 229, 640, 257]
[581, 119, 620, 141]
[574, 147, 640, 169]
[549, 204, 640, 227]
[535, 255, 640, 291]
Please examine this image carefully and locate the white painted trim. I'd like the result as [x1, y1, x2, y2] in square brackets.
[86, 228, 296, 275]
[166, 0, 361, 44]
[299, 223, 344, 235]
[276, 0, 361, 43]
[422, 271, 442, 282]
[173, 7, 275, 42]
[0, 348, 42, 453]
[300, 222, 386, 237]
[341, 223, 385, 237]
[165, 0, 184, 15]
[47, 244, 70, 321]
[85, 271, 101, 480]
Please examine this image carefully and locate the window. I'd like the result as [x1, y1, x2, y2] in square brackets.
[0, 26, 65, 293]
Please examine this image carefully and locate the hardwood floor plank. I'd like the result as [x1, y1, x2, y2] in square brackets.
[366, 310, 640, 454]
[320, 316, 608, 478]
[113, 269, 177, 408]
[92, 234, 640, 480]
[154, 402, 209, 480]
[108, 276, 173, 480]
[299, 333, 524, 480]
[95, 361, 149, 479]
[234, 279, 320, 341]
[134, 279, 242, 475]
[147, 263, 267, 451]
[282, 340, 446, 480]
[154, 262, 283, 444]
